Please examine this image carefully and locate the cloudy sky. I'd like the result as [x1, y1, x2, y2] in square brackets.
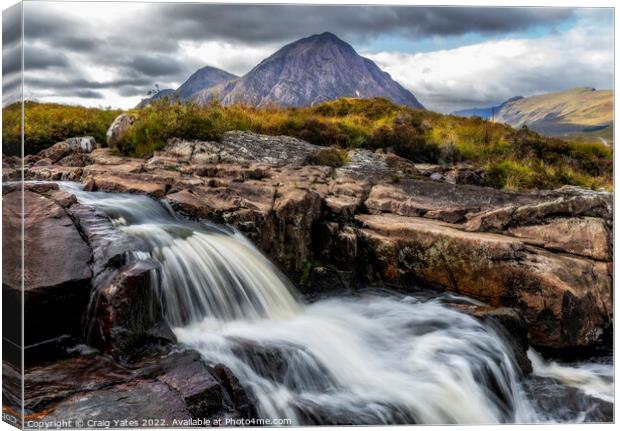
[2, 1, 614, 112]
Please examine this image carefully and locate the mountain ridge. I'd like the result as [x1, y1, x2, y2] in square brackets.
[453, 88, 612, 138]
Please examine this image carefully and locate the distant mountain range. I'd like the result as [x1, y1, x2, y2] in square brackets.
[453, 88, 613, 138]
[138, 32, 423, 109]
[452, 96, 524, 121]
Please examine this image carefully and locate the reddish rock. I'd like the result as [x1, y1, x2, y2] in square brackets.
[3, 190, 92, 346]
[90, 174, 168, 198]
[355, 213, 612, 349]
[94, 260, 164, 359]
[509, 217, 610, 260]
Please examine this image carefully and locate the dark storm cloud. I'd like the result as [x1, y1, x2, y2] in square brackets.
[23, 7, 102, 50]
[25, 75, 153, 91]
[2, 44, 67, 76]
[17, 3, 579, 105]
[2, 3, 22, 48]
[24, 46, 70, 70]
[75, 89, 104, 99]
[124, 55, 185, 77]
[147, 5, 575, 44]
[3, 72, 21, 96]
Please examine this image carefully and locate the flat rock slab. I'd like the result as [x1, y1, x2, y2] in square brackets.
[355, 213, 612, 349]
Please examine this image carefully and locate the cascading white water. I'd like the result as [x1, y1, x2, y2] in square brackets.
[528, 350, 613, 404]
[58, 182, 612, 425]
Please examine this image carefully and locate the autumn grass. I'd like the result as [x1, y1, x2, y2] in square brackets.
[3, 98, 612, 191]
[2, 101, 121, 156]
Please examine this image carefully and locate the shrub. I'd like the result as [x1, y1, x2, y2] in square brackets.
[305, 148, 349, 167]
[2, 101, 121, 156]
[367, 113, 440, 163]
[116, 100, 228, 156]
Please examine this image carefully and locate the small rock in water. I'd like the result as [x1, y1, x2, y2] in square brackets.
[430, 172, 443, 181]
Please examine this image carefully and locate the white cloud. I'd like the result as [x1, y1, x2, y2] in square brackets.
[178, 41, 277, 76]
[364, 25, 613, 113]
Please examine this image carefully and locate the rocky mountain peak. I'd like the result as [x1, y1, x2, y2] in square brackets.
[194, 33, 424, 109]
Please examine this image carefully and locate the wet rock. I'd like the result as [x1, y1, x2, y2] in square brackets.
[272, 187, 322, 273]
[208, 363, 258, 420]
[301, 266, 352, 295]
[94, 260, 166, 359]
[43, 380, 192, 422]
[228, 338, 333, 396]
[106, 114, 136, 148]
[24, 354, 129, 412]
[3, 189, 92, 346]
[25, 347, 257, 423]
[457, 305, 532, 375]
[156, 351, 234, 419]
[524, 375, 613, 422]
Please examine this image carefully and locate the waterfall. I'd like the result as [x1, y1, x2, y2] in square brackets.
[58, 182, 610, 425]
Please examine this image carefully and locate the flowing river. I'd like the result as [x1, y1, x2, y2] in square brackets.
[58, 182, 613, 425]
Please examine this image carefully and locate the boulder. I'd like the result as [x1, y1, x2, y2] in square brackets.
[94, 259, 165, 359]
[106, 114, 136, 148]
[65, 136, 97, 153]
[3, 189, 92, 346]
[38, 141, 73, 162]
[26, 349, 256, 423]
[302, 266, 352, 295]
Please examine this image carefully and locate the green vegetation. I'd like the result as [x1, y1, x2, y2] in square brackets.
[2, 101, 121, 155]
[306, 147, 349, 167]
[4, 98, 612, 191]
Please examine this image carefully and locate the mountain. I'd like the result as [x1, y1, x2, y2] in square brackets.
[136, 88, 175, 108]
[454, 88, 613, 139]
[193, 32, 424, 109]
[135, 66, 237, 108]
[496, 88, 613, 136]
[173, 66, 238, 101]
[453, 96, 523, 120]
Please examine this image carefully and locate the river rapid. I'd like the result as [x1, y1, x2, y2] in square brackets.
[58, 182, 614, 425]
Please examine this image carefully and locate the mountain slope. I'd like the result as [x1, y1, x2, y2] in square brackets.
[194, 32, 423, 109]
[173, 66, 238, 101]
[453, 96, 523, 120]
[135, 66, 237, 108]
[496, 87, 613, 136]
[136, 88, 175, 108]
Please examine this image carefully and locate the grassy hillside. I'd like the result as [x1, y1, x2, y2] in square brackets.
[2, 98, 612, 191]
[497, 87, 613, 138]
[2, 101, 121, 156]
